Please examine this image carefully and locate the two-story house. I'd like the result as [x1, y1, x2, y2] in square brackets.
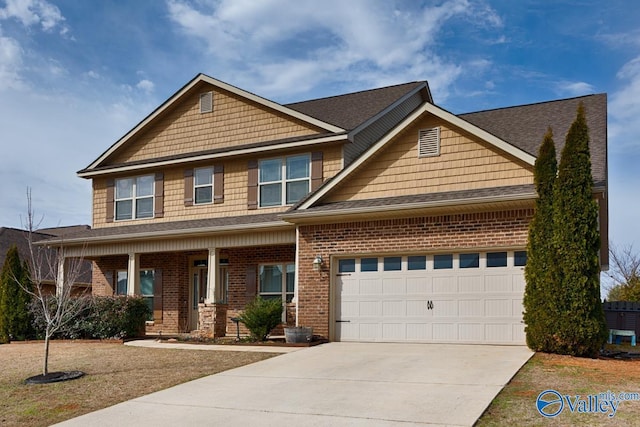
[48, 74, 608, 344]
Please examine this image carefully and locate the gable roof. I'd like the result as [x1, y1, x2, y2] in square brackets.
[293, 93, 607, 213]
[460, 93, 607, 186]
[82, 73, 346, 173]
[286, 81, 429, 130]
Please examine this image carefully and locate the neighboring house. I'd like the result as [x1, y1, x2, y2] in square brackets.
[0, 226, 92, 295]
[46, 74, 607, 344]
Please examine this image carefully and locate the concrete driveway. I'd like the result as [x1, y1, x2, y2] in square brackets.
[55, 342, 532, 427]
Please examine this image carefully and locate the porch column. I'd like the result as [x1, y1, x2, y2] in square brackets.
[206, 248, 218, 303]
[56, 252, 65, 297]
[127, 253, 140, 296]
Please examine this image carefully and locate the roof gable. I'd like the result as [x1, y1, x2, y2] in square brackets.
[296, 101, 536, 210]
[83, 74, 346, 172]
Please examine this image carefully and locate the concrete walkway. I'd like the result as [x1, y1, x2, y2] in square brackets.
[125, 339, 305, 353]
[54, 342, 533, 427]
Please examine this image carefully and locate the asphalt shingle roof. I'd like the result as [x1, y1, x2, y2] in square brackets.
[460, 93, 607, 186]
[286, 81, 427, 130]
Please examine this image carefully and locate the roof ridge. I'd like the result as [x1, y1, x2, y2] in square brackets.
[459, 93, 606, 116]
[285, 81, 425, 106]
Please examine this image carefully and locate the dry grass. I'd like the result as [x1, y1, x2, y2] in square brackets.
[0, 341, 277, 426]
[477, 351, 640, 426]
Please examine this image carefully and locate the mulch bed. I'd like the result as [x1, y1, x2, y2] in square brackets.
[25, 371, 85, 384]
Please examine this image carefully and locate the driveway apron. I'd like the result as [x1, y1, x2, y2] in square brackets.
[54, 342, 533, 427]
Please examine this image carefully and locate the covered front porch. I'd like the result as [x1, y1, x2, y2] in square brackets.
[54, 216, 298, 338]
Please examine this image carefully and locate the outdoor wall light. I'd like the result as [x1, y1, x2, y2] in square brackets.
[312, 255, 323, 271]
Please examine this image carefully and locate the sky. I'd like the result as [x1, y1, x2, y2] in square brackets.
[0, 0, 639, 255]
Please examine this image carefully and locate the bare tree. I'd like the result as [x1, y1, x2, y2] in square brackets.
[605, 243, 640, 302]
[21, 189, 88, 377]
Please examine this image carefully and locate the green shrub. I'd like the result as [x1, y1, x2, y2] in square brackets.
[30, 295, 150, 340]
[238, 296, 283, 341]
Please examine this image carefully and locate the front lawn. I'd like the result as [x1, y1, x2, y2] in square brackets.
[478, 349, 640, 426]
[0, 341, 277, 426]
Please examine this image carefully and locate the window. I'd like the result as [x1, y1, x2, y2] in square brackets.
[434, 254, 453, 269]
[115, 175, 154, 220]
[459, 253, 480, 269]
[140, 269, 155, 321]
[338, 259, 355, 273]
[384, 257, 402, 271]
[514, 251, 528, 267]
[259, 155, 310, 207]
[194, 167, 213, 204]
[408, 256, 426, 270]
[361, 258, 378, 272]
[487, 252, 508, 268]
[116, 270, 128, 295]
[259, 264, 294, 303]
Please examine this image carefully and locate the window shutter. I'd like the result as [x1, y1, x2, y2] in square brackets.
[311, 151, 324, 191]
[213, 164, 224, 204]
[184, 169, 194, 206]
[245, 265, 257, 299]
[105, 270, 114, 295]
[418, 127, 440, 157]
[106, 179, 115, 223]
[153, 269, 163, 324]
[200, 92, 213, 113]
[154, 172, 164, 218]
[247, 160, 258, 210]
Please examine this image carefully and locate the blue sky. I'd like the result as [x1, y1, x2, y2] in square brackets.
[0, 0, 639, 256]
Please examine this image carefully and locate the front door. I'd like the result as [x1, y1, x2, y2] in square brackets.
[190, 266, 208, 331]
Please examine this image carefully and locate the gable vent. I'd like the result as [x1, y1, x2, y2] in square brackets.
[418, 127, 440, 157]
[200, 91, 213, 113]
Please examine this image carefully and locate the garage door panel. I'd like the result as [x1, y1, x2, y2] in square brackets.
[458, 276, 484, 293]
[383, 300, 406, 317]
[406, 277, 432, 294]
[486, 323, 513, 342]
[485, 274, 512, 292]
[433, 323, 457, 341]
[383, 278, 407, 295]
[358, 323, 381, 341]
[433, 299, 458, 317]
[383, 323, 406, 340]
[486, 299, 512, 317]
[433, 276, 456, 293]
[459, 324, 485, 341]
[407, 300, 430, 316]
[359, 301, 382, 317]
[459, 299, 485, 317]
[407, 323, 432, 340]
[360, 279, 383, 294]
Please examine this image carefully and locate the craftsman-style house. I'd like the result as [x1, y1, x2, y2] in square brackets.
[49, 74, 607, 344]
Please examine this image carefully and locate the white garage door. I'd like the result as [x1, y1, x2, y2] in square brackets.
[334, 251, 527, 345]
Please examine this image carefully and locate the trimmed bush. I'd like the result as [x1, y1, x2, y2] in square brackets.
[238, 296, 283, 341]
[30, 295, 150, 340]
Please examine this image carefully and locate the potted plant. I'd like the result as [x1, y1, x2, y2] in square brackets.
[284, 326, 313, 343]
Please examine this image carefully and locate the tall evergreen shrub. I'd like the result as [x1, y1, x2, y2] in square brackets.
[0, 246, 35, 342]
[523, 128, 557, 351]
[551, 103, 607, 357]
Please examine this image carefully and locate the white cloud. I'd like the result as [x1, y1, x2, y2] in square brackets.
[136, 79, 155, 93]
[609, 56, 640, 151]
[166, 0, 501, 100]
[557, 81, 595, 97]
[0, 0, 66, 33]
[0, 33, 23, 89]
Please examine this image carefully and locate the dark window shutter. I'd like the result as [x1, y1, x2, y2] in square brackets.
[311, 151, 324, 191]
[154, 172, 164, 218]
[153, 269, 163, 324]
[184, 169, 194, 206]
[106, 179, 115, 223]
[213, 164, 224, 204]
[247, 160, 258, 210]
[105, 270, 114, 295]
[246, 265, 257, 300]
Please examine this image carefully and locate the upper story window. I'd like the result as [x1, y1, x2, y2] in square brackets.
[259, 154, 310, 207]
[194, 167, 213, 204]
[115, 175, 155, 220]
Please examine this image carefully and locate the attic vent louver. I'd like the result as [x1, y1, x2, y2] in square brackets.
[200, 91, 213, 113]
[418, 127, 440, 157]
